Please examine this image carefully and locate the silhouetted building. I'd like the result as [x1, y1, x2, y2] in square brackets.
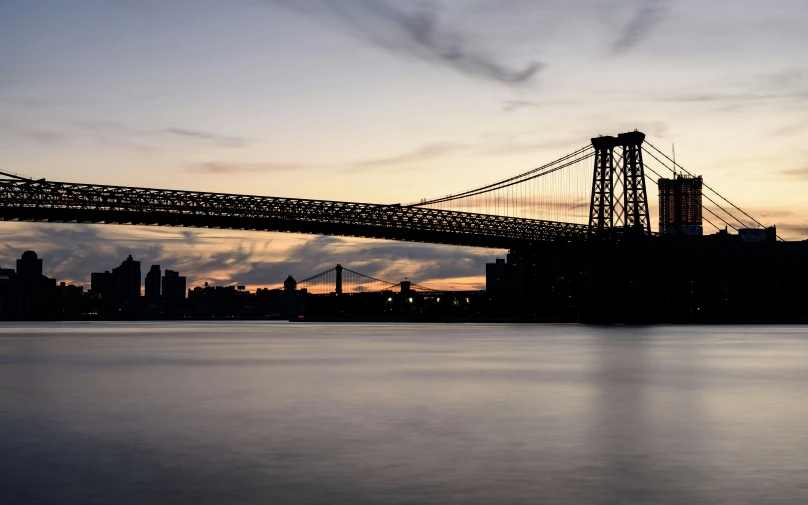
[92, 255, 140, 302]
[739, 227, 777, 243]
[113, 255, 141, 301]
[91, 271, 113, 298]
[162, 269, 186, 302]
[1, 251, 57, 318]
[659, 175, 703, 236]
[145, 265, 161, 301]
[486, 258, 510, 296]
[284, 275, 297, 291]
[16, 250, 43, 282]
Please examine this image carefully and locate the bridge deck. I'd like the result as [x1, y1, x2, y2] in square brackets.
[0, 178, 592, 248]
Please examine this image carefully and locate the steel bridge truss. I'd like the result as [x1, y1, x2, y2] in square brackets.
[588, 131, 651, 234]
[0, 178, 592, 248]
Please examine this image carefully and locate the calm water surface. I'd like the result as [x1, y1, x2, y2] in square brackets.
[1, 323, 807, 504]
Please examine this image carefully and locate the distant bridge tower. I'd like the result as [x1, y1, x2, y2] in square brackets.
[589, 131, 651, 235]
[335, 264, 343, 295]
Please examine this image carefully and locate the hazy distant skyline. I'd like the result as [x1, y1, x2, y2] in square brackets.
[1, 0, 806, 289]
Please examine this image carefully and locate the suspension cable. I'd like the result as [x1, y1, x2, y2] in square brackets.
[644, 142, 776, 235]
[412, 145, 593, 206]
[643, 162, 737, 232]
[342, 267, 399, 289]
[297, 267, 336, 284]
[643, 148, 743, 231]
[417, 151, 595, 207]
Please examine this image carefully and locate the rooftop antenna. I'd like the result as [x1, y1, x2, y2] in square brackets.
[672, 144, 676, 178]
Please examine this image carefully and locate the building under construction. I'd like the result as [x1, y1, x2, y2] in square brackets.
[658, 175, 703, 236]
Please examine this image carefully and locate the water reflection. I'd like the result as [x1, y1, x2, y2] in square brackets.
[0, 323, 806, 504]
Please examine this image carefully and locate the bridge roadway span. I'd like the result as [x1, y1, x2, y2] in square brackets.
[0, 178, 592, 248]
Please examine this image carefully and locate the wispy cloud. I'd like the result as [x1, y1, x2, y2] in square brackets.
[781, 167, 808, 178]
[0, 123, 70, 144]
[766, 68, 806, 88]
[502, 100, 538, 113]
[1, 119, 254, 151]
[268, 0, 543, 85]
[162, 128, 251, 148]
[663, 91, 808, 104]
[183, 162, 313, 174]
[777, 223, 808, 239]
[345, 142, 462, 172]
[612, 0, 672, 54]
[183, 142, 462, 176]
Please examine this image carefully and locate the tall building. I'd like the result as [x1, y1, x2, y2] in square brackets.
[145, 265, 161, 300]
[91, 271, 113, 298]
[486, 258, 510, 297]
[658, 175, 703, 236]
[112, 255, 141, 300]
[91, 256, 141, 302]
[162, 269, 186, 302]
[16, 251, 42, 282]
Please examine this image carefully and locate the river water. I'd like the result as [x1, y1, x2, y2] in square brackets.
[1, 323, 807, 504]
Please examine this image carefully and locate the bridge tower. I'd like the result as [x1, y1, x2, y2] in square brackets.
[589, 131, 651, 235]
[335, 264, 343, 295]
[618, 131, 651, 233]
[589, 135, 618, 231]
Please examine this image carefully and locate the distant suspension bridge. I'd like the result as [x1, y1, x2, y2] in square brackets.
[277, 264, 439, 295]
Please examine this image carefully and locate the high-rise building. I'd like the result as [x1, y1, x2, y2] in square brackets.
[98, 255, 141, 301]
[486, 258, 510, 296]
[145, 265, 161, 300]
[658, 175, 703, 236]
[162, 269, 186, 302]
[16, 251, 42, 282]
[114, 255, 141, 300]
[91, 255, 141, 300]
[91, 271, 113, 298]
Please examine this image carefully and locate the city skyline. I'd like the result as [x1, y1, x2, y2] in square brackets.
[2, 0, 807, 290]
[0, 244, 468, 294]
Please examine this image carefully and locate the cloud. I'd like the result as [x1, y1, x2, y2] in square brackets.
[184, 142, 461, 176]
[345, 142, 462, 171]
[183, 162, 313, 174]
[663, 91, 808, 104]
[262, 234, 497, 288]
[162, 128, 251, 148]
[2, 120, 253, 151]
[501, 100, 538, 113]
[612, 0, 671, 54]
[777, 223, 808, 239]
[781, 167, 808, 178]
[0, 123, 69, 144]
[0, 223, 500, 290]
[0, 97, 67, 108]
[268, 0, 543, 85]
[766, 68, 806, 88]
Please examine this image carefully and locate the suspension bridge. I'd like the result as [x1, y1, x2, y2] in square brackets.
[287, 264, 438, 295]
[0, 130, 776, 248]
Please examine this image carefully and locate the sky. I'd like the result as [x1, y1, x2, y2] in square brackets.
[1, 0, 806, 290]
